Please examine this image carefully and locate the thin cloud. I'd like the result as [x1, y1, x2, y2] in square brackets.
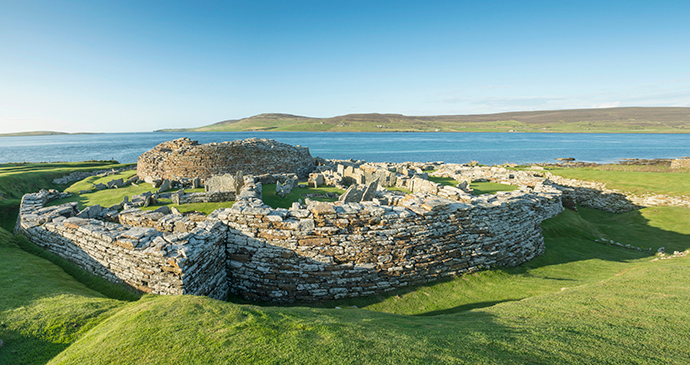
[592, 102, 621, 108]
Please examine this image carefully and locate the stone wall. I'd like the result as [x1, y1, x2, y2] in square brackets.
[431, 164, 690, 213]
[137, 138, 314, 181]
[15, 190, 229, 299]
[52, 166, 137, 185]
[213, 179, 563, 302]
[171, 190, 236, 205]
[671, 158, 690, 169]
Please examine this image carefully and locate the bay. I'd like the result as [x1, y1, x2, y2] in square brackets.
[0, 132, 689, 165]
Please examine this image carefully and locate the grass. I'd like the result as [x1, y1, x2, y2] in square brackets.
[50, 176, 234, 215]
[262, 184, 345, 209]
[4, 161, 690, 363]
[428, 176, 519, 195]
[0, 228, 128, 365]
[471, 181, 519, 195]
[384, 186, 412, 194]
[141, 199, 235, 215]
[0, 161, 128, 201]
[548, 166, 690, 196]
[0, 161, 129, 232]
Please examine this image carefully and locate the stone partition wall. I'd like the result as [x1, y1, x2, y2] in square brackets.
[137, 137, 314, 181]
[15, 190, 229, 299]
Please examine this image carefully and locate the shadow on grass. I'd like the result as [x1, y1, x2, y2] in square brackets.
[14, 234, 142, 302]
[415, 299, 523, 316]
[0, 328, 69, 365]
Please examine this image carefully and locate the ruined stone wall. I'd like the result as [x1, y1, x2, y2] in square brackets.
[137, 138, 314, 181]
[171, 191, 236, 205]
[430, 164, 690, 213]
[671, 158, 690, 169]
[213, 186, 562, 302]
[15, 190, 228, 299]
[544, 173, 690, 212]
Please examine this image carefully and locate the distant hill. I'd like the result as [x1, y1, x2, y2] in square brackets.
[0, 131, 69, 137]
[0, 131, 99, 137]
[156, 107, 690, 133]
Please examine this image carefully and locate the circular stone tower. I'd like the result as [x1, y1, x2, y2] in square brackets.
[137, 137, 314, 181]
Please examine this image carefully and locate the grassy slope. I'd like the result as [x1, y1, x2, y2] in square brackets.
[0, 229, 128, 365]
[548, 165, 690, 196]
[158, 107, 690, 133]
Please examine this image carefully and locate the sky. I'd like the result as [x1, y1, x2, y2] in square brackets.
[1, 0, 689, 133]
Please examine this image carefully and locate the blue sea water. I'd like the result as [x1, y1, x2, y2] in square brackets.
[1, 132, 689, 165]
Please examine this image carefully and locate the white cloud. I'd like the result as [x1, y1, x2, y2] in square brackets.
[591, 102, 621, 108]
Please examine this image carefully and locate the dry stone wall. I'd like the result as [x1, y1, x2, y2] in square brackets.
[213, 176, 563, 302]
[137, 138, 314, 181]
[15, 190, 228, 299]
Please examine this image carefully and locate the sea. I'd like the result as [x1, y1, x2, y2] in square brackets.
[1, 132, 689, 165]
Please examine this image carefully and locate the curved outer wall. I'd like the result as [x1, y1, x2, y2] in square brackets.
[216, 190, 563, 302]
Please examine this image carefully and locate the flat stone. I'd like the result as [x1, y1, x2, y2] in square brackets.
[311, 202, 335, 215]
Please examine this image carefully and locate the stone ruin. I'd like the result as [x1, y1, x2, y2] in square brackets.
[16, 139, 690, 303]
[136, 137, 314, 182]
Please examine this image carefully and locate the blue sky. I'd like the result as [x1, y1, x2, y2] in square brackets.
[1, 0, 689, 133]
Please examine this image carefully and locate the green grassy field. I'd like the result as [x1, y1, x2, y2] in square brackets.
[2, 163, 690, 364]
[548, 165, 690, 196]
[262, 183, 345, 209]
[428, 175, 519, 195]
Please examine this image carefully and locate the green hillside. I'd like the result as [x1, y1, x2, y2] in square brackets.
[2, 162, 690, 364]
[157, 107, 690, 133]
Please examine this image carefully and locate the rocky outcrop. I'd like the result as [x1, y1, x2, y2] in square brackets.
[137, 138, 314, 181]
